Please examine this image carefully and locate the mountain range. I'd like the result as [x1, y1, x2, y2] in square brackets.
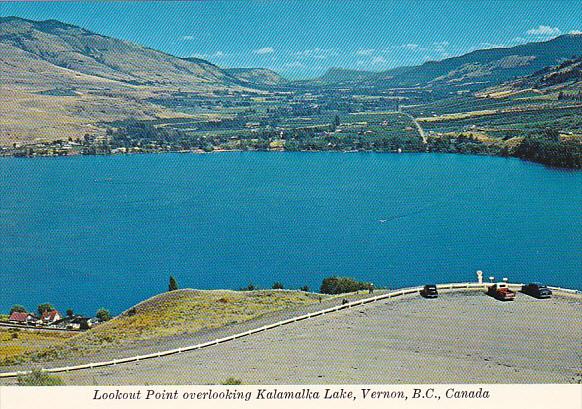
[0, 16, 580, 145]
[314, 34, 582, 90]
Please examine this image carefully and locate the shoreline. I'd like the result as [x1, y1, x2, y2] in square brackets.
[1, 148, 580, 170]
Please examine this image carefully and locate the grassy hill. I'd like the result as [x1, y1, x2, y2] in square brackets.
[0, 289, 330, 366]
[477, 56, 582, 99]
[0, 17, 258, 145]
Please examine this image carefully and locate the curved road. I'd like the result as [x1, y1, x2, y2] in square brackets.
[1, 284, 580, 384]
[401, 112, 427, 144]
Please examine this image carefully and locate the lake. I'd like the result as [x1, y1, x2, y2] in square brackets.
[1, 152, 580, 315]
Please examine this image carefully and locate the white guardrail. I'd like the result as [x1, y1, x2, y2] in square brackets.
[1, 282, 579, 378]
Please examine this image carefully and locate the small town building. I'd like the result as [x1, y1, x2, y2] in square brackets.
[8, 311, 37, 324]
[52, 315, 90, 330]
[41, 310, 61, 324]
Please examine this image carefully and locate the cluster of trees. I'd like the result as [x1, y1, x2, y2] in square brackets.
[86, 113, 582, 170]
[237, 282, 310, 292]
[8, 303, 111, 322]
[168, 275, 179, 291]
[319, 276, 373, 295]
[426, 133, 502, 156]
[515, 135, 581, 168]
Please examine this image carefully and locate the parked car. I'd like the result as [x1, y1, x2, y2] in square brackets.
[420, 284, 438, 298]
[487, 283, 516, 301]
[521, 283, 552, 299]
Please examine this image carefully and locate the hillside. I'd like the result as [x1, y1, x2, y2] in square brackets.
[0, 17, 257, 144]
[477, 56, 582, 99]
[224, 68, 288, 87]
[0, 289, 329, 366]
[314, 34, 582, 90]
[0, 16, 234, 90]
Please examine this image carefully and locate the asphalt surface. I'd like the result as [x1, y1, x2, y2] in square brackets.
[5, 290, 579, 385]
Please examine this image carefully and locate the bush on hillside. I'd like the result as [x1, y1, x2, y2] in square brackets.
[17, 369, 64, 386]
[96, 308, 111, 322]
[9, 305, 26, 314]
[320, 276, 372, 295]
[222, 377, 242, 385]
[272, 282, 284, 289]
[168, 275, 179, 291]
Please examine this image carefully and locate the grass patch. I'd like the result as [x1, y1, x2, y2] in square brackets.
[7, 289, 331, 365]
[222, 377, 242, 385]
[417, 109, 498, 122]
[80, 290, 327, 343]
[0, 328, 76, 366]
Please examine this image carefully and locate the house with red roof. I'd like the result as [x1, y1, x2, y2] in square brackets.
[8, 311, 37, 325]
[41, 309, 61, 324]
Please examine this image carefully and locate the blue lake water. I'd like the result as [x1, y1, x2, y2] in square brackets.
[1, 152, 580, 315]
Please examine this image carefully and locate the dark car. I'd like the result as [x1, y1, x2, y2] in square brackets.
[420, 284, 438, 298]
[521, 283, 552, 299]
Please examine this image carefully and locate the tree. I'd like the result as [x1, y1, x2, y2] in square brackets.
[299, 285, 310, 292]
[543, 127, 561, 141]
[66, 309, 74, 318]
[10, 305, 26, 315]
[320, 276, 372, 295]
[272, 281, 284, 290]
[168, 275, 179, 292]
[37, 303, 54, 316]
[240, 283, 256, 291]
[96, 308, 111, 322]
[330, 115, 341, 132]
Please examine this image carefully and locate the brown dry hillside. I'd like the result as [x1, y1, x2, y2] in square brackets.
[0, 17, 233, 90]
[0, 17, 258, 145]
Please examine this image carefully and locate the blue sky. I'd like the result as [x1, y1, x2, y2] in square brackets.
[1, 1, 581, 79]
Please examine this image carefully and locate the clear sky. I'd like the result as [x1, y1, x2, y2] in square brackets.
[1, 1, 580, 79]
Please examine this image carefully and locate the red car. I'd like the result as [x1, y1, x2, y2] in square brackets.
[487, 283, 516, 301]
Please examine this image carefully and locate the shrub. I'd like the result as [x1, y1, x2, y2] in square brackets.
[240, 283, 256, 291]
[272, 282, 284, 290]
[96, 308, 111, 322]
[299, 285, 310, 292]
[10, 305, 27, 314]
[222, 377, 242, 385]
[17, 369, 64, 386]
[320, 276, 372, 295]
[37, 303, 54, 316]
